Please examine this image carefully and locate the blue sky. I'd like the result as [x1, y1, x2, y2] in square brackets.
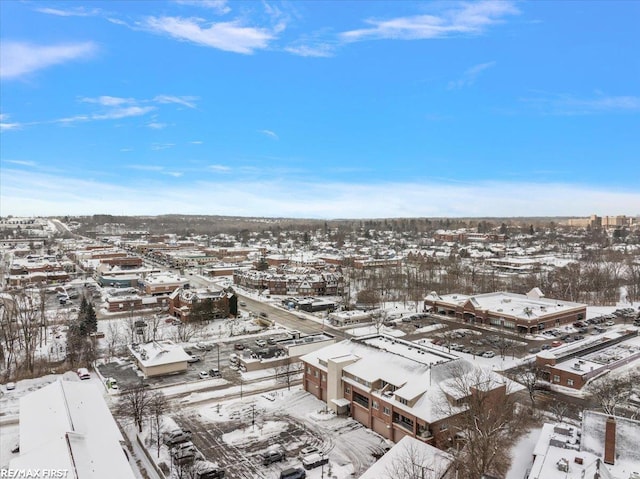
[1, 1, 639, 219]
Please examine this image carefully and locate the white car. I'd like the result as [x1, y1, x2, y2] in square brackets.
[605, 320, 615, 326]
[5, 382, 16, 391]
[198, 371, 210, 379]
[482, 351, 496, 358]
[255, 339, 267, 347]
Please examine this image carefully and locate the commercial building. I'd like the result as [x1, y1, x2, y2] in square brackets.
[10, 379, 136, 479]
[424, 288, 587, 334]
[128, 340, 191, 377]
[300, 335, 517, 448]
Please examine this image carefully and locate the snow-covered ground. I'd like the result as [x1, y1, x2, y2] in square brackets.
[505, 427, 542, 479]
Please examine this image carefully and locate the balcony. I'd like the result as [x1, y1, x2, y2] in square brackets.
[392, 414, 414, 432]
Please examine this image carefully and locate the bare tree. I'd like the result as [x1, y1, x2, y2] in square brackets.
[115, 384, 153, 433]
[439, 362, 525, 479]
[148, 392, 170, 458]
[511, 362, 540, 408]
[275, 357, 303, 391]
[384, 439, 452, 479]
[549, 401, 570, 423]
[585, 371, 638, 416]
[371, 309, 388, 334]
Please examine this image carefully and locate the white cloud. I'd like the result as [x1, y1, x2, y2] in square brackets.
[341, 1, 518, 42]
[285, 43, 334, 58]
[448, 61, 496, 89]
[151, 143, 176, 151]
[154, 95, 198, 109]
[92, 106, 156, 120]
[2, 168, 639, 219]
[259, 129, 279, 140]
[147, 122, 168, 129]
[4, 159, 37, 167]
[0, 113, 22, 131]
[209, 164, 231, 172]
[0, 41, 97, 79]
[190, 140, 203, 145]
[144, 16, 276, 54]
[522, 93, 640, 115]
[174, 0, 231, 14]
[35, 7, 101, 17]
[81, 96, 134, 106]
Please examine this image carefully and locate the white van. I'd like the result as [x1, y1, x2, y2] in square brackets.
[77, 368, 90, 380]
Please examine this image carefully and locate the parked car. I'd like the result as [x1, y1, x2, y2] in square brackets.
[302, 453, 329, 470]
[279, 468, 306, 479]
[259, 312, 268, 318]
[551, 340, 563, 347]
[199, 371, 210, 379]
[172, 442, 197, 456]
[255, 339, 267, 348]
[209, 368, 221, 377]
[234, 343, 245, 350]
[195, 466, 225, 479]
[299, 446, 319, 458]
[541, 344, 552, 350]
[187, 355, 201, 363]
[239, 301, 247, 307]
[77, 368, 91, 380]
[262, 450, 285, 465]
[5, 382, 16, 391]
[528, 347, 541, 354]
[481, 351, 495, 358]
[605, 320, 615, 327]
[164, 429, 192, 446]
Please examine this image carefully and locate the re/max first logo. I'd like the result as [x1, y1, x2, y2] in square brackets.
[0, 470, 69, 478]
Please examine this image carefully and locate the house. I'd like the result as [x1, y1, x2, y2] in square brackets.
[168, 287, 234, 320]
[9, 379, 136, 479]
[424, 289, 587, 334]
[128, 340, 191, 377]
[300, 335, 519, 448]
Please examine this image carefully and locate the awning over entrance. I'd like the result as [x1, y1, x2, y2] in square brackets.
[331, 398, 350, 407]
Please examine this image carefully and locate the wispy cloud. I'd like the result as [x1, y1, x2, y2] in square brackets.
[174, 0, 231, 15]
[92, 106, 156, 120]
[35, 6, 101, 17]
[154, 95, 198, 109]
[3, 169, 639, 219]
[144, 16, 276, 54]
[127, 164, 183, 177]
[448, 61, 496, 89]
[209, 164, 231, 172]
[0, 41, 97, 79]
[521, 93, 640, 115]
[0, 113, 22, 131]
[151, 143, 176, 151]
[4, 159, 37, 167]
[285, 43, 335, 58]
[190, 140, 203, 145]
[341, 1, 518, 42]
[259, 129, 279, 140]
[81, 96, 134, 107]
[147, 121, 168, 129]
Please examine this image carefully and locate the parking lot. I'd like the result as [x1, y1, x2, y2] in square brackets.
[162, 389, 387, 479]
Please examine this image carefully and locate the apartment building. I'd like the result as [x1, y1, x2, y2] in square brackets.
[168, 286, 233, 320]
[300, 335, 515, 449]
[424, 288, 587, 334]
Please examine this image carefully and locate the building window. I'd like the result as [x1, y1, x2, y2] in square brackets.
[439, 423, 448, 431]
[553, 375, 560, 383]
[306, 367, 311, 374]
[398, 397, 408, 405]
[372, 400, 379, 410]
[567, 379, 574, 386]
[345, 385, 351, 394]
[314, 370, 319, 378]
[383, 406, 390, 415]
[322, 374, 326, 382]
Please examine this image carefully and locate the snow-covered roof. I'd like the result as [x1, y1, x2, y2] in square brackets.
[129, 340, 191, 367]
[431, 290, 586, 321]
[359, 435, 454, 479]
[10, 379, 135, 479]
[301, 335, 517, 423]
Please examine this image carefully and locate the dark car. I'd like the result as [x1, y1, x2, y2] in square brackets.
[262, 450, 285, 465]
[280, 468, 306, 479]
[234, 343, 245, 350]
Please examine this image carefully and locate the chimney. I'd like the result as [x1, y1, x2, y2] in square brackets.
[604, 416, 616, 465]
